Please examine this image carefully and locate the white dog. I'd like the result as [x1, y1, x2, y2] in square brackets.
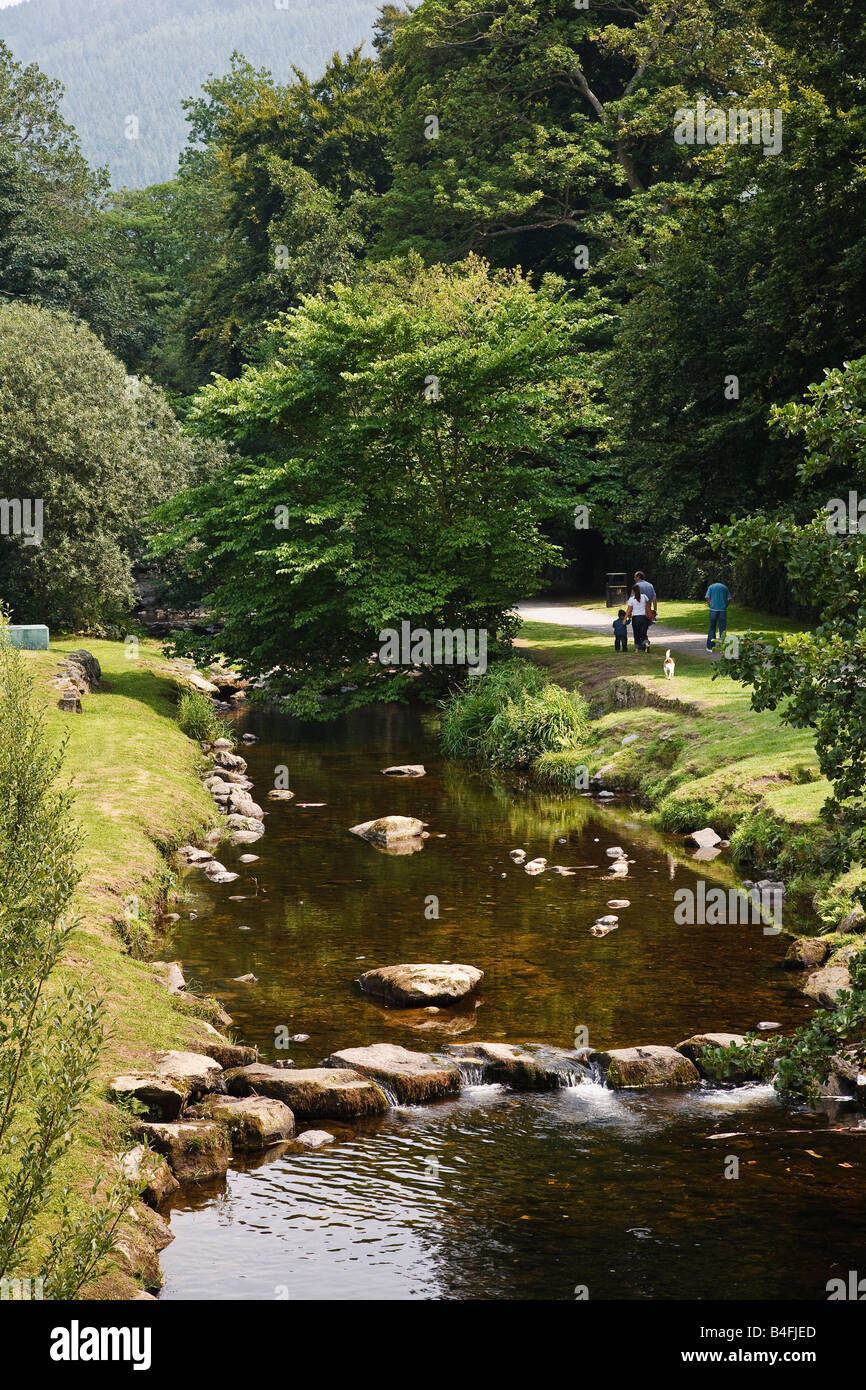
[663, 649, 675, 679]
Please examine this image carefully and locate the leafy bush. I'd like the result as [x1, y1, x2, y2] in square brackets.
[441, 659, 589, 768]
[729, 808, 786, 870]
[176, 688, 232, 743]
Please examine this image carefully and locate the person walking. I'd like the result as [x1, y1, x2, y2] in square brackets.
[626, 584, 651, 652]
[634, 571, 657, 649]
[612, 608, 629, 652]
[705, 579, 732, 651]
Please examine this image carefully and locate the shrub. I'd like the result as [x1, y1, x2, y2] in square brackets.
[176, 688, 231, 743]
[441, 660, 588, 768]
[729, 808, 786, 870]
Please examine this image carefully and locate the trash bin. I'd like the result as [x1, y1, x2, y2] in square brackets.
[605, 573, 629, 608]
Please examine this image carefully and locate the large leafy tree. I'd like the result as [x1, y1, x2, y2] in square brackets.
[0, 301, 220, 631]
[151, 255, 611, 714]
[715, 356, 866, 883]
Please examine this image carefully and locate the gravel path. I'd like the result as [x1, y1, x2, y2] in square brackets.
[517, 599, 719, 661]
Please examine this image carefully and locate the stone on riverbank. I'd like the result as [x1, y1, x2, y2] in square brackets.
[224, 1064, 389, 1119]
[137, 1120, 232, 1182]
[325, 1044, 461, 1104]
[590, 1045, 700, 1089]
[784, 937, 831, 971]
[151, 960, 186, 995]
[177, 846, 213, 865]
[675, 1033, 764, 1083]
[684, 827, 722, 849]
[191, 1095, 295, 1150]
[121, 1145, 180, 1207]
[213, 749, 247, 773]
[358, 962, 483, 1007]
[109, 1074, 186, 1121]
[349, 815, 426, 847]
[803, 965, 852, 1008]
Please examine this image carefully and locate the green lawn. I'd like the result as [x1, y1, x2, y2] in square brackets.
[579, 598, 808, 637]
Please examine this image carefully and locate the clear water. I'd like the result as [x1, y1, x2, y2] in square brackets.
[157, 704, 866, 1300]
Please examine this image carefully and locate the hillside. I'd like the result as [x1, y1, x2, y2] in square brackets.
[0, 0, 384, 187]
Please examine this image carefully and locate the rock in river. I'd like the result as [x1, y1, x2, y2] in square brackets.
[191, 1095, 295, 1150]
[447, 1041, 582, 1090]
[349, 815, 426, 847]
[784, 937, 830, 971]
[136, 1120, 231, 1183]
[358, 962, 483, 1008]
[803, 965, 851, 1008]
[224, 1064, 388, 1119]
[589, 1045, 700, 1089]
[675, 1032, 763, 1083]
[381, 764, 426, 777]
[325, 1044, 461, 1104]
[684, 827, 722, 849]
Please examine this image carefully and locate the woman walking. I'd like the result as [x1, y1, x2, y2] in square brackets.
[626, 584, 651, 652]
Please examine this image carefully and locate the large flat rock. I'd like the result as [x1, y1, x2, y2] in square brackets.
[325, 1044, 461, 1104]
[224, 1064, 388, 1119]
[590, 1045, 701, 1089]
[358, 963, 483, 1007]
[192, 1095, 295, 1150]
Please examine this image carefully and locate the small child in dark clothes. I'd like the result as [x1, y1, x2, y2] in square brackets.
[612, 609, 629, 652]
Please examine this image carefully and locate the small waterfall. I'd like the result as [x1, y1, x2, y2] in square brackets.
[455, 1061, 491, 1087]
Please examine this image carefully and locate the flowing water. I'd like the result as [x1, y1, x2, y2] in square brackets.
[157, 704, 866, 1301]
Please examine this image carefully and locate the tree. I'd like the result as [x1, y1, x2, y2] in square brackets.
[0, 301, 220, 631]
[151, 255, 611, 714]
[714, 356, 866, 886]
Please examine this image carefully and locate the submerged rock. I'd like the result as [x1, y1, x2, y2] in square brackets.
[590, 1045, 700, 1089]
[267, 789, 295, 801]
[524, 858, 547, 875]
[381, 764, 426, 777]
[294, 1129, 335, 1149]
[325, 1044, 461, 1104]
[349, 815, 426, 847]
[509, 849, 527, 863]
[358, 962, 483, 1008]
[224, 1064, 389, 1119]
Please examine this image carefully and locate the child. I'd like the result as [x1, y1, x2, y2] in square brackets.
[612, 608, 629, 652]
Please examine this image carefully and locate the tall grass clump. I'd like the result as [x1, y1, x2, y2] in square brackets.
[176, 687, 232, 743]
[441, 659, 589, 768]
[0, 623, 133, 1298]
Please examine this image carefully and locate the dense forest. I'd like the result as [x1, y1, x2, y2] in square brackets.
[0, 0, 382, 186]
[1, 0, 865, 690]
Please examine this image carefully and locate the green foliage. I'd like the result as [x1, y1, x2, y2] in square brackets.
[655, 794, 717, 834]
[440, 658, 589, 769]
[729, 808, 786, 872]
[175, 688, 231, 744]
[0, 625, 130, 1296]
[151, 255, 608, 712]
[0, 301, 220, 631]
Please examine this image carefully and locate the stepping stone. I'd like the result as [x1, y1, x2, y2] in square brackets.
[192, 1096, 295, 1150]
[325, 1044, 461, 1104]
[223, 1064, 388, 1119]
[684, 827, 722, 849]
[447, 1042, 582, 1091]
[358, 963, 483, 1007]
[349, 815, 426, 847]
[137, 1120, 231, 1182]
[589, 1045, 700, 1090]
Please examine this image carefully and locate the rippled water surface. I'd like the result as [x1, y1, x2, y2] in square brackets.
[157, 704, 866, 1300]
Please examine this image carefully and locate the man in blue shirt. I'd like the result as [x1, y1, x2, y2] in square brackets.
[705, 580, 732, 651]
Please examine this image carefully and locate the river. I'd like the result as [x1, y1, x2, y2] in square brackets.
[157, 703, 866, 1300]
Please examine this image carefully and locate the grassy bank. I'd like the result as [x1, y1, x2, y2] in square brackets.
[513, 617, 858, 926]
[22, 636, 225, 1298]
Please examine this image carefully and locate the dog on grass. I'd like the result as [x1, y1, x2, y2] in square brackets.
[663, 649, 675, 680]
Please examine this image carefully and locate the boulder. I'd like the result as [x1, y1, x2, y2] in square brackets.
[684, 827, 722, 849]
[349, 815, 426, 846]
[447, 1041, 582, 1090]
[838, 906, 866, 933]
[324, 1044, 461, 1104]
[381, 765, 426, 777]
[226, 814, 265, 832]
[675, 1032, 763, 1083]
[121, 1144, 180, 1207]
[784, 937, 830, 971]
[136, 1120, 231, 1182]
[191, 1095, 295, 1150]
[213, 737, 233, 750]
[213, 750, 248, 773]
[803, 965, 852, 1007]
[590, 1045, 700, 1089]
[153, 1050, 225, 1099]
[109, 1074, 186, 1121]
[224, 1064, 389, 1119]
[204, 860, 239, 884]
[186, 670, 220, 697]
[177, 846, 213, 865]
[225, 787, 264, 820]
[358, 963, 483, 1008]
[294, 1129, 335, 1149]
[230, 830, 264, 846]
